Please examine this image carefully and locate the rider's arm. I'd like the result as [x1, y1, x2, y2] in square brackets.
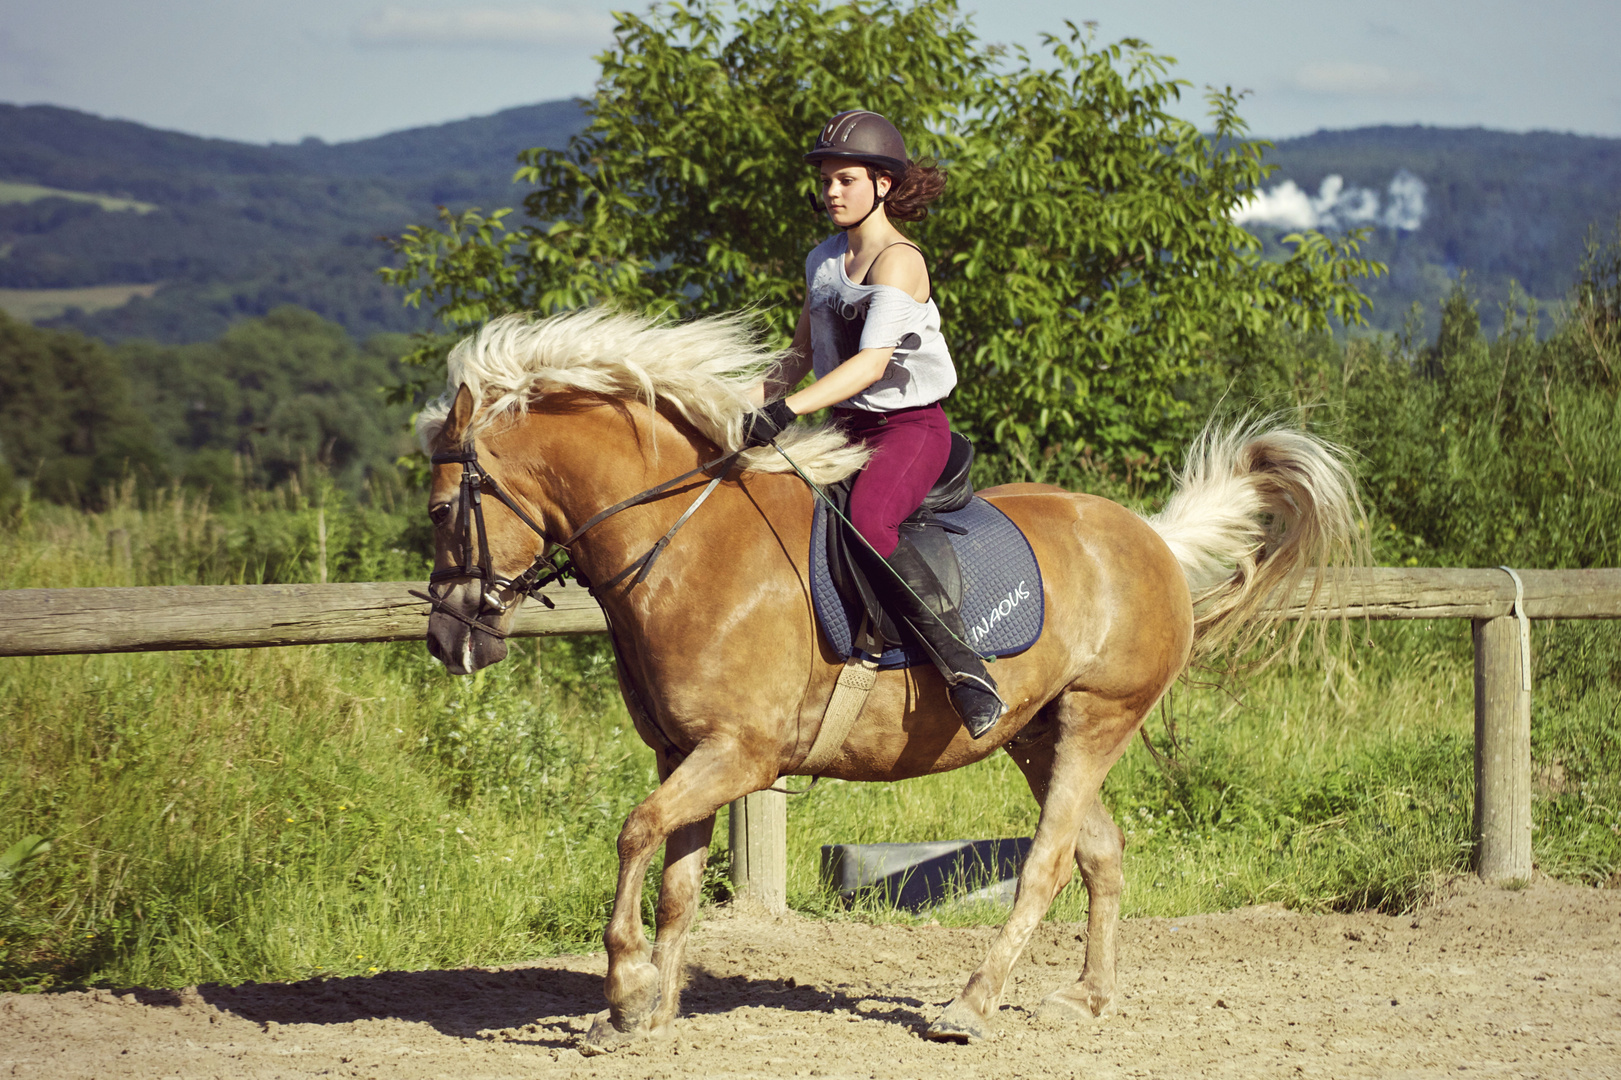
[784, 344, 895, 414]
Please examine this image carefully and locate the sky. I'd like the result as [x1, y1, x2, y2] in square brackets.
[1, 0, 1618, 146]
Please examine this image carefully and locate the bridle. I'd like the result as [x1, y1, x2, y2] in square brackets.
[412, 444, 744, 639]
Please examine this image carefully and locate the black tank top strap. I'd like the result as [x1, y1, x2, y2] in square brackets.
[860, 241, 925, 286]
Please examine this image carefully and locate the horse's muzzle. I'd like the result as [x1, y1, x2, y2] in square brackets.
[424, 583, 510, 674]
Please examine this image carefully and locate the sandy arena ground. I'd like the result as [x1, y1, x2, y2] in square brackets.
[2, 876, 1617, 1079]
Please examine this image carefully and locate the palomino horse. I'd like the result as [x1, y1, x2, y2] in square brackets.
[418, 311, 1359, 1048]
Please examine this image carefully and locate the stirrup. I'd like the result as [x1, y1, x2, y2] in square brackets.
[949, 672, 1005, 739]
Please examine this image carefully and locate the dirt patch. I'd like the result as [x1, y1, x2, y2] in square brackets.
[2, 877, 1617, 1079]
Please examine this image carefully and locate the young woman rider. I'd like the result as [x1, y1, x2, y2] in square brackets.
[744, 109, 1005, 738]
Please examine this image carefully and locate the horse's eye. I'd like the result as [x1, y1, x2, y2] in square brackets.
[429, 503, 453, 525]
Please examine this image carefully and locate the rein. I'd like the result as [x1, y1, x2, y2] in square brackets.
[412, 445, 743, 636]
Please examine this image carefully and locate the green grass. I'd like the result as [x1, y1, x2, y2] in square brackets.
[0, 284, 163, 324]
[0, 637, 654, 991]
[1, 493, 1617, 992]
[0, 180, 157, 214]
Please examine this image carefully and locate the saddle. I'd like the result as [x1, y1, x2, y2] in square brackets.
[811, 434, 1044, 670]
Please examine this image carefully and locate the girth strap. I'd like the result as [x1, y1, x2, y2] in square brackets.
[794, 617, 881, 777]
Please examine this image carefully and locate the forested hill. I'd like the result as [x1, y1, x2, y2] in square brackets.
[0, 101, 583, 342]
[2, 100, 1619, 342]
[1256, 126, 1621, 333]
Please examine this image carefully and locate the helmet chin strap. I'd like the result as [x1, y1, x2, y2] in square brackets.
[841, 171, 888, 230]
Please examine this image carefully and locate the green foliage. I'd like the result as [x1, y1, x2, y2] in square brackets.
[1339, 281, 1619, 571]
[117, 307, 417, 501]
[386, 0, 1380, 460]
[0, 307, 418, 509]
[0, 638, 651, 991]
[0, 311, 164, 504]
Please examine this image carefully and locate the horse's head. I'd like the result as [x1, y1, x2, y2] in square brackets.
[422, 384, 553, 675]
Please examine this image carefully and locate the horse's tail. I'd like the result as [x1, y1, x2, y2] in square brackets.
[1144, 419, 1364, 667]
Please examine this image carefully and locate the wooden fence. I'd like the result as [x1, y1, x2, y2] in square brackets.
[4, 567, 1619, 908]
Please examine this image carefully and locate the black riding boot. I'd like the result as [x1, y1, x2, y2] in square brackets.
[872, 535, 1006, 738]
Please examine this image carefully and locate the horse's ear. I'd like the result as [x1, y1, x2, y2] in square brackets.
[443, 384, 476, 445]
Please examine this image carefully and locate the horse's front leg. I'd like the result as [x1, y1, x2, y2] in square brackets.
[645, 813, 716, 1033]
[583, 744, 762, 1054]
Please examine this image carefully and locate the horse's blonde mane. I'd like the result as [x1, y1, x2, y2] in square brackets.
[416, 310, 869, 484]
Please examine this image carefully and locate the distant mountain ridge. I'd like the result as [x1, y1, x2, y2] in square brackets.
[1257, 125, 1621, 331]
[2, 101, 1618, 343]
[0, 100, 586, 342]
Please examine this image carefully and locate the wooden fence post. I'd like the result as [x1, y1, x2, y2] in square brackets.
[1472, 616, 1532, 883]
[728, 789, 787, 914]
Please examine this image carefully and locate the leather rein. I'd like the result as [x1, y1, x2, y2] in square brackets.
[411, 445, 743, 638]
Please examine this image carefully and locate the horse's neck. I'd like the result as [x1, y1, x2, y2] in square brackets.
[525, 405, 813, 624]
[514, 402, 771, 592]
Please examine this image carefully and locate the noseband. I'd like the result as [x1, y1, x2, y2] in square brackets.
[413, 445, 743, 638]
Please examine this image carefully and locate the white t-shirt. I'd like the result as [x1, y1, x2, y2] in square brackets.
[804, 233, 957, 412]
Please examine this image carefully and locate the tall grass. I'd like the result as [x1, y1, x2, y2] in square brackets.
[0, 471, 428, 591]
[0, 629, 656, 992]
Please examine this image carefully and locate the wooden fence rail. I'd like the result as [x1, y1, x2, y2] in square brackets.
[3, 567, 1619, 900]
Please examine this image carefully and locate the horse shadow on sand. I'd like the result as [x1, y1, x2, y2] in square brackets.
[137, 962, 936, 1046]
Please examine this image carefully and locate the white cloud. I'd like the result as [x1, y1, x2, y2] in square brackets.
[1233, 170, 1428, 232]
[352, 7, 614, 49]
[1291, 62, 1439, 96]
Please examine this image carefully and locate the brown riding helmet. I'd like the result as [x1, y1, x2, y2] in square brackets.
[804, 110, 909, 178]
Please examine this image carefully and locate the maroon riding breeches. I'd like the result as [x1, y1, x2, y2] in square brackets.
[835, 403, 952, 558]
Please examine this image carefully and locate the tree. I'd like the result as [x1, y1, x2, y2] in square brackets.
[119, 307, 416, 499]
[0, 311, 162, 505]
[386, 0, 1381, 461]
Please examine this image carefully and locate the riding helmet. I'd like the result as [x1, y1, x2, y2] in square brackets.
[804, 110, 909, 177]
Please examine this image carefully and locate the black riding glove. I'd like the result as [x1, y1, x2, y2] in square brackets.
[743, 399, 797, 449]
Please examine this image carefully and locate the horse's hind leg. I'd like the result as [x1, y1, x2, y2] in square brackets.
[927, 690, 1141, 1043]
[1043, 796, 1126, 1019]
[1004, 720, 1126, 1019]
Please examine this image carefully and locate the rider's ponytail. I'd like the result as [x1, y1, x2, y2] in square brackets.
[882, 159, 947, 223]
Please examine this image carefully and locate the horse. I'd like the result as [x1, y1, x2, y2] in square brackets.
[417, 310, 1360, 1049]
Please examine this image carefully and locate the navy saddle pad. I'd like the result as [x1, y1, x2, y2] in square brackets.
[809, 496, 1045, 671]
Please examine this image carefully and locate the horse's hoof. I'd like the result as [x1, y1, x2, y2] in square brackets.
[924, 998, 991, 1043]
[1038, 985, 1110, 1023]
[579, 1010, 645, 1056]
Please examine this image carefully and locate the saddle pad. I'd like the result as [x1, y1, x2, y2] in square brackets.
[810, 495, 1044, 670]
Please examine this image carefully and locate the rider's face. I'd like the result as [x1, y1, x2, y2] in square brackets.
[820, 159, 890, 228]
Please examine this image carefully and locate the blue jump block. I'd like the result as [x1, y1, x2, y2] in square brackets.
[820, 837, 1032, 912]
